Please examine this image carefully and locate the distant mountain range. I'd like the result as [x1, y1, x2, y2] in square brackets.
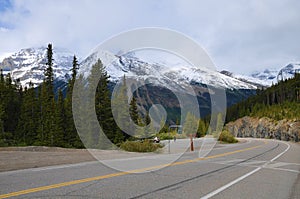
[1, 46, 299, 90]
[2, 46, 299, 120]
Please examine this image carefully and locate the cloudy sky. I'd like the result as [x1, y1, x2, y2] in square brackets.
[0, 0, 299, 74]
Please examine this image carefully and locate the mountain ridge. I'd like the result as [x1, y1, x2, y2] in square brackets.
[0, 46, 299, 90]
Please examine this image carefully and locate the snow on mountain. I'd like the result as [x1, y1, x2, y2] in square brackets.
[221, 63, 300, 87]
[220, 69, 277, 87]
[279, 63, 300, 81]
[0, 47, 74, 88]
[79, 50, 258, 90]
[2, 46, 298, 91]
[249, 68, 278, 86]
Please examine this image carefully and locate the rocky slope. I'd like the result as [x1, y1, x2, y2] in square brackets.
[226, 116, 300, 142]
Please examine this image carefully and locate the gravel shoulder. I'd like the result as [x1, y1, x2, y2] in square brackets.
[0, 138, 268, 172]
[0, 146, 95, 172]
[0, 146, 155, 172]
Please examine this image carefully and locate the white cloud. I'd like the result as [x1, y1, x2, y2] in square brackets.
[0, 0, 300, 74]
[0, 27, 9, 32]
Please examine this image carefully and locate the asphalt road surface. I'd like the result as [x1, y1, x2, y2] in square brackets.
[0, 138, 299, 199]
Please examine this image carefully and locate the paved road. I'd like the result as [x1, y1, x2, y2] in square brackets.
[0, 138, 299, 198]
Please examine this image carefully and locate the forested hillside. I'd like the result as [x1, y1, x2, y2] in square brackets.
[226, 72, 300, 122]
[0, 44, 83, 147]
[0, 44, 161, 148]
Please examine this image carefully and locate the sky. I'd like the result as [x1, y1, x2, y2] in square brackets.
[0, 0, 300, 74]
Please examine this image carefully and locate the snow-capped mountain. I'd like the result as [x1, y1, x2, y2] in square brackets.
[0, 47, 74, 88]
[221, 63, 300, 87]
[278, 63, 300, 81]
[79, 50, 258, 90]
[221, 69, 277, 87]
[1, 46, 299, 91]
[249, 68, 278, 86]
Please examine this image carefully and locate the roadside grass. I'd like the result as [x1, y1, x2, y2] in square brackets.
[218, 130, 238, 144]
[156, 131, 188, 140]
[120, 139, 164, 153]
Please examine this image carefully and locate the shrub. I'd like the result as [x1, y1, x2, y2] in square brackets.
[157, 133, 173, 140]
[218, 130, 238, 143]
[120, 139, 164, 152]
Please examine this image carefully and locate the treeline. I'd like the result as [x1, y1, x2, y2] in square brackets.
[0, 44, 84, 147]
[0, 43, 212, 148]
[226, 73, 300, 122]
[0, 44, 168, 148]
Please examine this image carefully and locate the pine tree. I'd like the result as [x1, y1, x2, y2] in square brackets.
[37, 43, 55, 145]
[64, 55, 83, 148]
[142, 111, 155, 138]
[45, 44, 54, 92]
[94, 59, 119, 145]
[3, 73, 21, 137]
[52, 90, 65, 147]
[183, 112, 198, 136]
[0, 103, 4, 142]
[129, 96, 139, 125]
[71, 74, 87, 148]
[16, 83, 38, 145]
[197, 119, 207, 137]
[111, 75, 129, 141]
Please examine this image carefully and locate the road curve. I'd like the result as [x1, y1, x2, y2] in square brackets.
[0, 138, 299, 199]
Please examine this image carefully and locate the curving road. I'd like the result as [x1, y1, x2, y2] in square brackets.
[0, 138, 299, 198]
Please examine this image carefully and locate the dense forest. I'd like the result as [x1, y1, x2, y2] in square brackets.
[2, 43, 298, 148]
[0, 44, 135, 147]
[226, 72, 300, 122]
[0, 44, 209, 148]
[0, 44, 83, 147]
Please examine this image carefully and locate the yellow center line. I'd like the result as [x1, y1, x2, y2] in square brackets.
[0, 141, 267, 198]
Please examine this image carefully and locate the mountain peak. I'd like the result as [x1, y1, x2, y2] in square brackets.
[0, 46, 74, 88]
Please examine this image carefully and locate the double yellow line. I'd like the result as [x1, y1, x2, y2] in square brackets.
[0, 142, 265, 198]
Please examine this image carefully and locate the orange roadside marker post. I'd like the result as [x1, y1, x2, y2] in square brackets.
[190, 134, 194, 151]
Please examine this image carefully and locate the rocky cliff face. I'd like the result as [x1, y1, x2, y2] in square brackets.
[226, 116, 300, 142]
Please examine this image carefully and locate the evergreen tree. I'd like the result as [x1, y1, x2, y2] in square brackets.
[183, 112, 198, 136]
[71, 55, 79, 82]
[111, 75, 129, 141]
[64, 55, 83, 148]
[129, 96, 139, 125]
[94, 59, 120, 145]
[37, 43, 55, 145]
[16, 83, 38, 145]
[52, 90, 65, 146]
[45, 44, 54, 92]
[197, 119, 208, 137]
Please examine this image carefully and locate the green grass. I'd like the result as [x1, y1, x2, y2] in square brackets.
[218, 130, 238, 143]
[120, 139, 164, 153]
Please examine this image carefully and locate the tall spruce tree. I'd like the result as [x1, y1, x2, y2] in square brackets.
[129, 96, 139, 125]
[92, 59, 124, 146]
[37, 43, 56, 145]
[64, 55, 83, 148]
[52, 89, 65, 146]
[111, 75, 130, 142]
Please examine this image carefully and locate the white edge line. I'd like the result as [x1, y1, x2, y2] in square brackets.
[200, 140, 291, 199]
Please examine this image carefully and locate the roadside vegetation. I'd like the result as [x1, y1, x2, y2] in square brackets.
[120, 140, 164, 153]
[218, 130, 238, 143]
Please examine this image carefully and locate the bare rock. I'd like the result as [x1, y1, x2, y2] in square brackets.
[226, 116, 300, 142]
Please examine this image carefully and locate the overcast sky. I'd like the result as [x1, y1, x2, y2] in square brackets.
[0, 0, 299, 74]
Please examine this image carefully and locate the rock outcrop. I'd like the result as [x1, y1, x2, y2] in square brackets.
[226, 116, 300, 142]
